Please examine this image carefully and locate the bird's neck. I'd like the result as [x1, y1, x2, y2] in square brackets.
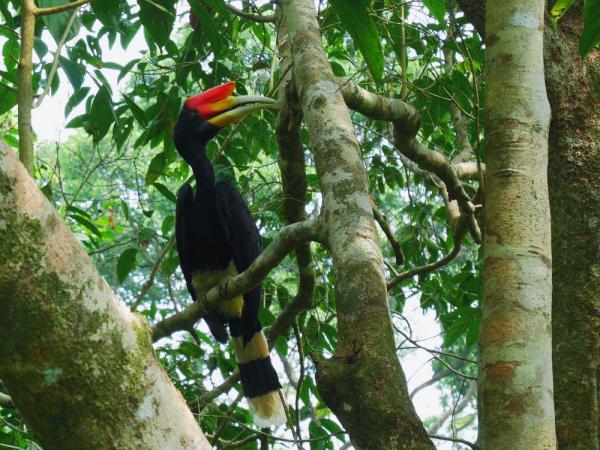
[191, 150, 216, 195]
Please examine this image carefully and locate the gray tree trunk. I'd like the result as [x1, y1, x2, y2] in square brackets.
[0, 143, 210, 450]
[480, 0, 557, 448]
[280, 1, 435, 448]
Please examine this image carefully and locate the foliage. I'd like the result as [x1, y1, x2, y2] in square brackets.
[0, 0, 487, 447]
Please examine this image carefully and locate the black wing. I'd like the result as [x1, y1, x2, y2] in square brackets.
[176, 183, 228, 343]
[175, 184, 197, 300]
[215, 180, 262, 344]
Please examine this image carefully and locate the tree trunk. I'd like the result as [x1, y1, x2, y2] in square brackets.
[545, 7, 600, 449]
[480, 1, 557, 449]
[0, 143, 210, 450]
[279, 1, 434, 448]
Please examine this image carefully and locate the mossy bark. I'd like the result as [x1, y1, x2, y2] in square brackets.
[480, 1, 557, 449]
[280, 1, 434, 448]
[0, 143, 210, 450]
[545, 7, 600, 449]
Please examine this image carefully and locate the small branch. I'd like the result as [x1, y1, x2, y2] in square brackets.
[372, 205, 404, 265]
[131, 235, 175, 312]
[35, 0, 90, 16]
[17, 0, 36, 174]
[293, 323, 305, 443]
[409, 368, 452, 399]
[430, 434, 481, 450]
[429, 380, 476, 434]
[209, 433, 259, 449]
[387, 217, 467, 291]
[151, 219, 321, 341]
[226, 4, 276, 23]
[33, 10, 78, 108]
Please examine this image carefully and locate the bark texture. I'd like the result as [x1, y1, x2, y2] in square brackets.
[281, 1, 434, 448]
[545, 8, 600, 449]
[480, 1, 557, 449]
[457, 2, 600, 447]
[0, 143, 210, 450]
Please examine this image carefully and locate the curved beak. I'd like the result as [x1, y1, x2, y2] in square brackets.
[207, 95, 279, 128]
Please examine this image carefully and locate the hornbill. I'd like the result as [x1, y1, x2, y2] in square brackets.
[173, 81, 285, 427]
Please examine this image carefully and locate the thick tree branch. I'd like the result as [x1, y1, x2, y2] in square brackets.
[151, 219, 322, 341]
[282, 1, 435, 448]
[337, 78, 482, 242]
[0, 143, 210, 449]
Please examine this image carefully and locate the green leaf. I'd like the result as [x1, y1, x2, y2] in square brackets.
[189, 0, 221, 55]
[123, 93, 148, 127]
[550, 0, 577, 20]
[0, 84, 17, 115]
[65, 86, 90, 117]
[579, 0, 600, 57]
[117, 248, 138, 283]
[38, 0, 80, 44]
[330, 0, 384, 82]
[59, 56, 85, 90]
[145, 152, 167, 185]
[137, 0, 176, 47]
[88, 85, 114, 143]
[69, 213, 102, 237]
[154, 182, 177, 203]
[91, 0, 120, 28]
[422, 0, 446, 23]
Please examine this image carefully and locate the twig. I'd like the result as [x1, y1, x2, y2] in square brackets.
[131, 235, 175, 311]
[387, 218, 467, 291]
[33, 10, 78, 108]
[210, 392, 243, 447]
[293, 323, 304, 446]
[429, 380, 476, 434]
[372, 205, 404, 265]
[429, 434, 481, 450]
[17, 0, 36, 174]
[35, 0, 90, 16]
[226, 4, 276, 23]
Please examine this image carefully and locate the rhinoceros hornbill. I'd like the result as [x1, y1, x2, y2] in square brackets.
[173, 81, 284, 426]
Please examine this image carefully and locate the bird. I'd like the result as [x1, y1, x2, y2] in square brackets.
[173, 81, 285, 427]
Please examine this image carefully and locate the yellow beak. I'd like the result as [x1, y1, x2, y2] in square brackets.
[207, 95, 279, 128]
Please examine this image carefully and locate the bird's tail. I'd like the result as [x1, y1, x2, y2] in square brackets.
[230, 320, 286, 427]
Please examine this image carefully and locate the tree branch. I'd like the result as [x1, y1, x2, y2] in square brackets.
[34, 0, 90, 16]
[387, 217, 467, 291]
[33, 10, 78, 108]
[17, 0, 36, 174]
[429, 380, 477, 434]
[151, 219, 322, 341]
[372, 205, 404, 265]
[430, 434, 481, 450]
[337, 78, 482, 243]
[226, 4, 276, 23]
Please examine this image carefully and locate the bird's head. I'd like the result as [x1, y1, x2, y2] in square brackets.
[174, 81, 277, 164]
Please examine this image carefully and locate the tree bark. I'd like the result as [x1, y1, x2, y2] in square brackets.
[0, 142, 210, 450]
[480, 1, 556, 449]
[280, 1, 434, 448]
[457, 1, 600, 447]
[545, 7, 600, 449]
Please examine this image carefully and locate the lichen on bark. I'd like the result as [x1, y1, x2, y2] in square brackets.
[0, 143, 209, 450]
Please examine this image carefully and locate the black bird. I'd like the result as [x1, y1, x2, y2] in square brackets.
[173, 81, 284, 426]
